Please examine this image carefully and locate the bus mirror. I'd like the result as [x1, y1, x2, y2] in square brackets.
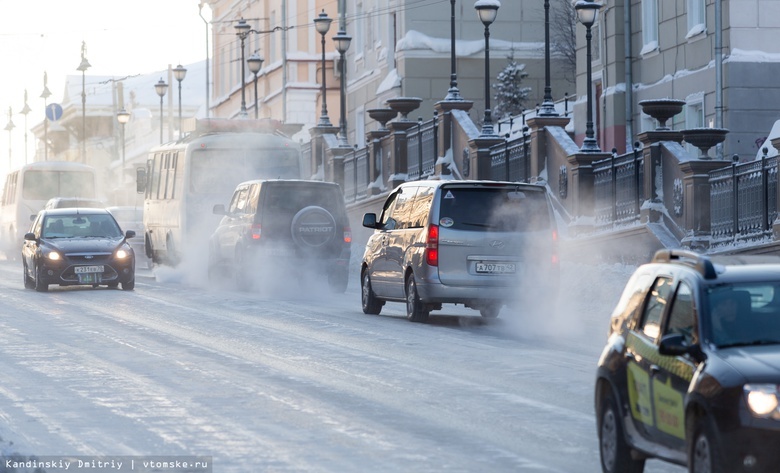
[136, 168, 147, 194]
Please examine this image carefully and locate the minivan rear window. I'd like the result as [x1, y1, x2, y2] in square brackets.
[438, 187, 550, 232]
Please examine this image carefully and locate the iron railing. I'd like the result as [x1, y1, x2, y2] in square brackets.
[343, 146, 370, 203]
[593, 148, 644, 229]
[489, 132, 530, 182]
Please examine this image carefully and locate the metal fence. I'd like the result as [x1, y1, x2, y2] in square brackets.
[300, 141, 312, 179]
[489, 132, 530, 182]
[407, 116, 438, 180]
[593, 149, 644, 229]
[343, 146, 370, 203]
[710, 155, 778, 242]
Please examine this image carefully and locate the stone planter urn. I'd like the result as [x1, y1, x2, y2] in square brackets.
[681, 127, 729, 159]
[385, 97, 423, 121]
[367, 108, 398, 131]
[639, 99, 686, 131]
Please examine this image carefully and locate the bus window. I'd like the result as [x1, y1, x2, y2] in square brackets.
[163, 154, 171, 199]
[169, 153, 179, 199]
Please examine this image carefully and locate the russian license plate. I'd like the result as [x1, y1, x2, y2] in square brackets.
[75, 265, 104, 274]
[475, 262, 516, 274]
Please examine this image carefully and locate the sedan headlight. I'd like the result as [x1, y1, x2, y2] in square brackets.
[745, 384, 780, 417]
[46, 251, 61, 261]
[115, 249, 130, 259]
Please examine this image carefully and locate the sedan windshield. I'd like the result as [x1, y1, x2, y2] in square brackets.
[706, 283, 780, 348]
[43, 214, 122, 239]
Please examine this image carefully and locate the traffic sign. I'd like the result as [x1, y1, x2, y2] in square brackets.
[45, 103, 63, 122]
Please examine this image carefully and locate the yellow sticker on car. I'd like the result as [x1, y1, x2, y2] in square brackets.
[627, 361, 654, 427]
[653, 376, 685, 439]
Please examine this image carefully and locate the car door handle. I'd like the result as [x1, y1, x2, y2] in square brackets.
[650, 364, 661, 375]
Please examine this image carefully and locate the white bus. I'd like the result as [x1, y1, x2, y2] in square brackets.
[0, 161, 99, 258]
[138, 118, 302, 266]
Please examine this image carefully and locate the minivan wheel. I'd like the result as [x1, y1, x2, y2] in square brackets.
[599, 391, 644, 473]
[405, 275, 429, 323]
[361, 271, 383, 315]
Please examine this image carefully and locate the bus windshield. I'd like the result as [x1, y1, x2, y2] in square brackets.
[22, 170, 96, 200]
[189, 148, 300, 196]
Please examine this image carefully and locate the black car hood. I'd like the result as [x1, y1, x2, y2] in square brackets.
[720, 346, 780, 379]
[44, 237, 124, 253]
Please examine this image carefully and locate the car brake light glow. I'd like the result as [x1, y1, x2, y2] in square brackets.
[251, 224, 262, 240]
[344, 227, 352, 244]
[426, 224, 439, 266]
[552, 229, 559, 265]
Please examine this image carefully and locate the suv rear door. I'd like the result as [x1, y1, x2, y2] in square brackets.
[435, 184, 554, 287]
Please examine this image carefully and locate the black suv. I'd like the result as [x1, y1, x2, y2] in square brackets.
[595, 249, 780, 473]
[208, 179, 351, 292]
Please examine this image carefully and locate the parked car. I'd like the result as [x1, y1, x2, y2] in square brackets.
[208, 179, 352, 292]
[107, 206, 152, 269]
[22, 208, 136, 291]
[595, 249, 780, 473]
[44, 197, 106, 210]
[360, 180, 559, 322]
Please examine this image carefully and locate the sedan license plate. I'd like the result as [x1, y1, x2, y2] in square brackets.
[475, 262, 516, 274]
[75, 265, 104, 274]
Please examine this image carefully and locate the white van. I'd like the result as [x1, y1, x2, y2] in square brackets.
[360, 180, 559, 322]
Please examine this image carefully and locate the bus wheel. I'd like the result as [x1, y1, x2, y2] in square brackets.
[145, 233, 154, 259]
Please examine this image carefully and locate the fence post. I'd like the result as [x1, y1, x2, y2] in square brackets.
[633, 142, 641, 217]
[762, 149, 769, 232]
[732, 154, 739, 240]
[611, 148, 618, 224]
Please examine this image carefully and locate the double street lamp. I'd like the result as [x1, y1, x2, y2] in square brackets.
[154, 78, 168, 144]
[116, 108, 130, 167]
[247, 53, 264, 119]
[314, 9, 333, 126]
[575, 0, 603, 152]
[173, 64, 187, 139]
[235, 18, 285, 119]
[474, 0, 500, 138]
[333, 28, 352, 147]
[77, 41, 91, 163]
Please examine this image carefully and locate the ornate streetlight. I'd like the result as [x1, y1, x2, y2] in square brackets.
[77, 41, 91, 163]
[538, 0, 558, 117]
[116, 108, 131, 167]
[173, 64, 187, 139]
[235, 18, 252, 117]
[4, 107, 14, 170]
[41, 72, 52, 161]
[445, 0, 462, 101]
[575, 0, 603, 152]
[474, 0, 500, 138]
[333, 28, 352, 147]
[154, 78, 168, 144]
[247, 53, 264, 119]
[20, 90, 31, 164]
[314, 9, 334, 126]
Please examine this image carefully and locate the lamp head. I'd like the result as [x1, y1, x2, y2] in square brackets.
[235, 17, 251, 38]
[575, 0, 602, 28]
[77, 57, 91, 72]
[117, 108, 131, 125]
[333, 30, 352, 54]
[314, 9, 333, 35]
[154, 78, 169, 98]
[173, 64, 188, 82]
[247, 53, 264, 74]
[474, 0, 500, 26]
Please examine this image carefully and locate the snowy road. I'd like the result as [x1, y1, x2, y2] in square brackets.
[0, 259, 684, 472]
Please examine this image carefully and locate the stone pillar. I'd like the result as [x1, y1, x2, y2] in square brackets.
[637, 130, 683, 223]
[468, 136, 505, 180]
[566, 150, 611, 234]
[329, 146, 351, 191]
[309, 125, 339, 179]
[387, 120, 417, 189]
[435, 100, 473, 176]
[526, 116, 570, 180]
[679, 159, 729, 251]
[367, 129, 390, 195]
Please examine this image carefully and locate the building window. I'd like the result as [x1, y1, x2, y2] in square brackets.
[686, 0, 706, 38]
[685, 94, 705, 156]
[355, 1, 365, 59]
[641, 0, 659, 55]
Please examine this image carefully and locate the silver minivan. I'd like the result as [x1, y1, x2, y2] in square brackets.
[360, 180, 559, 322]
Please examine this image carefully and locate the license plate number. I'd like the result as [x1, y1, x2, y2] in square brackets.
[75, 265, 104, 274]
[475, 262, 516, 274]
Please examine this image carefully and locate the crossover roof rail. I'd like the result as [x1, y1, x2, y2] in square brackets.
[652, 249, 717, 279]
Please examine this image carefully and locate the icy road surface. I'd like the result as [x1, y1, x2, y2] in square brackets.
[0, 259, 684, 472]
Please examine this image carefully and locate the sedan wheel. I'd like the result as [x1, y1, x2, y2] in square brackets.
[405, 275, 429, 323]
[361, 271, 383, 315]
[23, 262, 35, 289]
[121, 279, 135, 291]
[34, 264, 48, 292]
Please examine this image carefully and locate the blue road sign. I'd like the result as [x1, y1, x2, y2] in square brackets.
[45, 103, 63, 121]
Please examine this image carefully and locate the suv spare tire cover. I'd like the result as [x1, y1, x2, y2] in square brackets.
[290, 205, 338, 249]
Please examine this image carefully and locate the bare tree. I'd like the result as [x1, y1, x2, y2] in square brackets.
[550, 0, 577, 84]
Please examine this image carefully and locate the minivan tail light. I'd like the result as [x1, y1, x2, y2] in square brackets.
[426, 224, 439, 266]
[251, 224, 262, 240]
[344, 227, 352, 244]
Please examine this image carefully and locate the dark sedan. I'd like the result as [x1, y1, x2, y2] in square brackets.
[595, 250, 780, 473]
[22, 208, 136, 292]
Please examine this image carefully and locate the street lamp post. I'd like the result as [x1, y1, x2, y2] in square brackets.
[445, 0, 462, 101]
[77, 41, 91, 163]
[333, 28, 352, 147]
[247, 53, 264, 119]
[4, 107, 14, 170]
[173, 65, 187, 139]
[154, 78, 168, 144]
[235, 18, 251, 118]
[117, 108, 130, 167]
[538, 0, 558, 117]
[474, 0, 500, 138]
[314, 9, 333, 126]
[20, 91, 31, 164]
[41, 72, 52, 161]
[575, 0, 603, 152]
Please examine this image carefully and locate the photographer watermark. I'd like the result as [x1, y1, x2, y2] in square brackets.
[2, 456, 212, 472]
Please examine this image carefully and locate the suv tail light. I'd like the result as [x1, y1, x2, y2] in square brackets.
[344, 227, 352, 244]
[250, 224, 262, 240]
[426, 224, 439, 266]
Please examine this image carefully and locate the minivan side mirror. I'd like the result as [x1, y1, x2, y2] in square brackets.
[362, 213, 377, 229]
[213, 204, 227, 215]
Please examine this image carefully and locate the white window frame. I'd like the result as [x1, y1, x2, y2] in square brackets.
[641, 0, 659, 55]
[686, 0, 706, 39]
